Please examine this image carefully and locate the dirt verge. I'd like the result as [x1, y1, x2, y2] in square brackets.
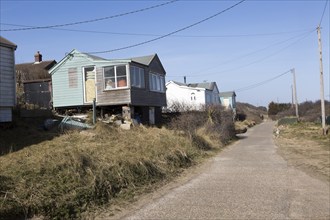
[274, 122, 330, 183]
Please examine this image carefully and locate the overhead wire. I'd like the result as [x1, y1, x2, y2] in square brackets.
[0, 22, 313, 38]
[319, 0, 329, 26]
[86, 0, 246, 54]
[0, 0, 178, 31]
[168, 29, 315, 78]
[168, 28, 315, 78]
[235, 70, 291, 92]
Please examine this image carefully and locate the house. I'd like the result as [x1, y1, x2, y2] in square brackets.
[16, 51, 57, 109]
[49, 49, 166, 124]
[166, 80, 220, 111]
[0, 36, 17, 122]
[219, 91, 236, 113]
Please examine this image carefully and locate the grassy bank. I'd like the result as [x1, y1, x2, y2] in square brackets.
[275, 122, 330, 182]
[0, 108, 235, 219]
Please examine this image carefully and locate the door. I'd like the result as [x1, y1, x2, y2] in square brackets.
[84, 66, 96, 103]
[149, 107, 155, 125]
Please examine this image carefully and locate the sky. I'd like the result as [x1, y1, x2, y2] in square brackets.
[1, 0, 329, 107]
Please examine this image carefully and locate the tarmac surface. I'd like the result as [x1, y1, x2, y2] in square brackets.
[123, 121, 330, 220]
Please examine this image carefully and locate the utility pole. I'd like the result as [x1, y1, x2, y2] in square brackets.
[291, 68, 299, 118]
[291, 85, 294, 108]
[317, 25, 326, 135]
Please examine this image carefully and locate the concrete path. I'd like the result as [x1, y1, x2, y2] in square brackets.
[123, 121, 330, 220]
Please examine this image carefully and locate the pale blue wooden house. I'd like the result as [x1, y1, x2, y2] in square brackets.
[49, 49, 166, 124]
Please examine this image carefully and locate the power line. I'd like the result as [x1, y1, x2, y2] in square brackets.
[235, 70, 291, 92]
[168, 29, 314, 78]
[173, 29, 315, 77]
[0, 22, 313, 38]
[87, 0, 246, 54]
[0, 0, 178, 32]
[319, 0, 329, 26]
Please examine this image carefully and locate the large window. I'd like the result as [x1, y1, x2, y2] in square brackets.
[104, 65, 128, 90]
[130, 66, 145, 88]
[149, 72, 165, 92]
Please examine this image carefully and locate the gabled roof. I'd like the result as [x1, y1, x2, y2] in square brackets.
[16, 60, 57, 81]
[130, 53, 166, 74]
[0, 36, 17, 49]
[219, 91, 236, 97]
[131, 54, 156, 66]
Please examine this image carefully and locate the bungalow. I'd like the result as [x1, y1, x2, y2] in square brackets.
[166, 80, 220, 111]
[0, 36, 17, 122]
[49, 49, 166, 124]
[16, 51, 57, 109]
[219, 91, 236, 113]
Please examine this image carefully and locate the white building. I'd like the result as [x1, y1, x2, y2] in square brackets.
[166, 80, 220, 111]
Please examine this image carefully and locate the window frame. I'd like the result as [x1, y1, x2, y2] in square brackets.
[130, 65, 145, 89]
[103, 65, 128, 90]
[149, 72, 165, 93]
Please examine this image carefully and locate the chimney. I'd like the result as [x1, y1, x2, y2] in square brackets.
[34, 51, 42, 63]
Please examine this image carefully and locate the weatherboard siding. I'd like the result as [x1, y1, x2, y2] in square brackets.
[0, 44, 16, 122]
[51, 56, 86, 108]
[95, 67, 131, 105]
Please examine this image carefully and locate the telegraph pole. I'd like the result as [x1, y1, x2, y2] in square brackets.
[291, 68, 299, 118]
[317, 25, 326, 135]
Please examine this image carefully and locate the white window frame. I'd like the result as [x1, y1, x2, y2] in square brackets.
[104, 65, 128, 90]
[130, 65, 145, 88]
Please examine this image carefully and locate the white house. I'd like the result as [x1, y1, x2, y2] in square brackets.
[166, 80, 220, 111]
[0, 36, 17, 122]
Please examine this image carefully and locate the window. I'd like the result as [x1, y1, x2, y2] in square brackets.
[130, 66, 145, 88]
[104, 65, 127, 90]
[68, 68, 78, 88]
[149, 72, 165, 92]
[191, 92, 196, 101]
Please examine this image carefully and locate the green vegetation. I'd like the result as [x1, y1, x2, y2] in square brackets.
[0, 107, 236, 219]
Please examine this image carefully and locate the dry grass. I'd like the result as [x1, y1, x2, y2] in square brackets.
[275, 122, 330, 182]
[0, 107, 234, 219]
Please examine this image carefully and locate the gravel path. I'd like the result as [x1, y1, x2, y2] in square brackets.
[122, 121, 330, 220]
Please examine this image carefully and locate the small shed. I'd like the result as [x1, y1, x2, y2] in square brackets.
[0, 36, 17, 122]
[219, 91, 236, 112]
[16, 51, 57, 109]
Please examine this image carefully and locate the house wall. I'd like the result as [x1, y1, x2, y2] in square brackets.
[205, 89, 220, 106]
[166, 83, 206, 111]
[130, 62, 166, 107]
[0, 45, 16, 122]
[96, 66, 131, 105]
[51, 55, 86, 108]
[220, 96, 236, 109]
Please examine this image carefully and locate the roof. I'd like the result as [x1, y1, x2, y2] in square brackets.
[188, 82, 216, 91]
[131, 54, 156, 66]
[167, 80, 219, 92]
[219, 91, 236, 97]
[16, 60, 57, 81]
[81, 52, 108, 61]
[0, 36, 17, 49]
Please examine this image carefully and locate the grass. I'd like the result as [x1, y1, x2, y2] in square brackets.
[275, 122, 330, 182]
[0, 107, 235, 219]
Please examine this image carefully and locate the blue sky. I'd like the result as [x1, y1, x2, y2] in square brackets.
[1, 0, 329, 107]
